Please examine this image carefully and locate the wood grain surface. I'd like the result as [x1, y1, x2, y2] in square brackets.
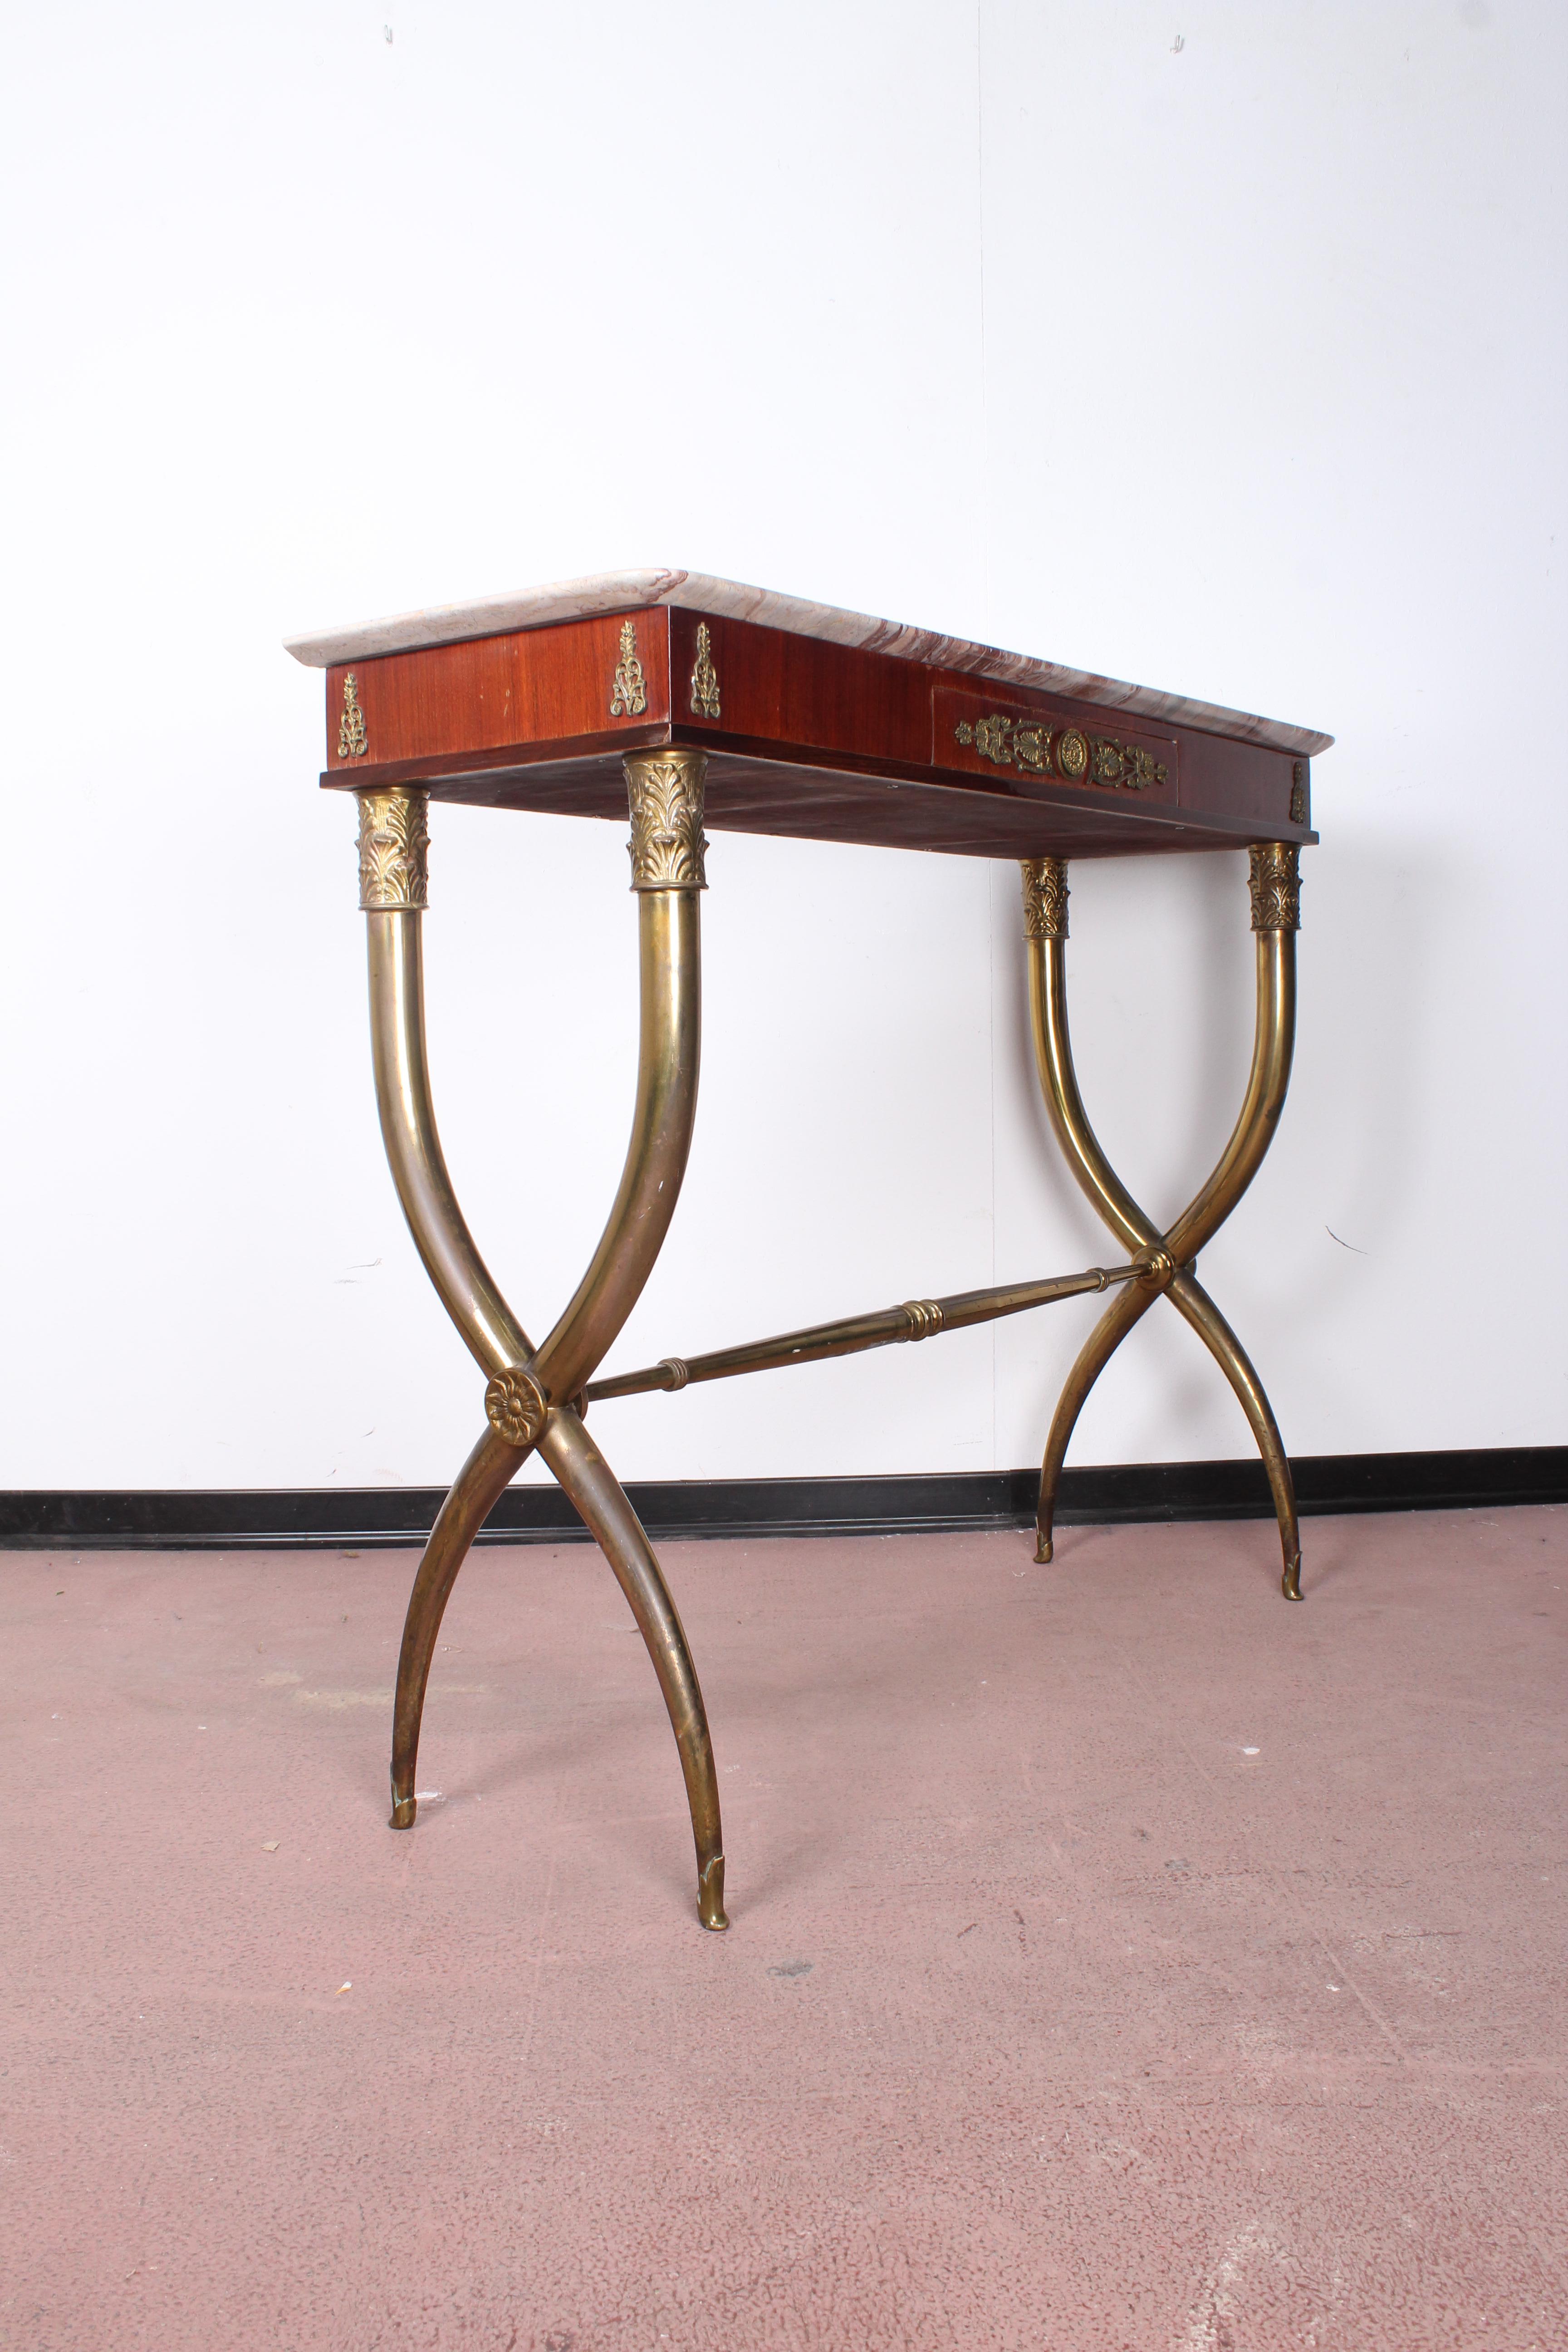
[321, 608, 1314, 858]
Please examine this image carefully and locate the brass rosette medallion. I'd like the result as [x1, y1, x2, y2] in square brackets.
[1055, 727, 1090, 781]
[484, 1364, 549, 1449]
[357, 789, 430, 910]
[624, 750, 709, 890]
[1248, 843, 1302, 933]
[1020, 856, 1070, 940]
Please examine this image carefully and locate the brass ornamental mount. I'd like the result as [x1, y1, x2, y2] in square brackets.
[1021, 856, 1070, 941]
[689, 621, 721, 719]
[608, 618, 647, 718]
[1249, 841, 1303, 932]
[484, 1365, 549, 1449]
[1290, 762, 1309, 826]
[338, 671, 369, 761]
[358, 788, 428, 910]
[956, 715, 1166, 790]
[626, 749, 708, 889]
[1022, 846, 1306, 1600]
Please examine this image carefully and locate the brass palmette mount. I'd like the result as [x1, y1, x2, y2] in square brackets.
[624, 750, 708, 890]
[1021, 856, 1070, 940]
[689, 622, 721, 719]
[338, 671, 369, 760]
[484, 1363, 549, 1448]
[358, 788, 429, 910]
[1249, 842, 1302, 933]
[609, 619, 648, 718]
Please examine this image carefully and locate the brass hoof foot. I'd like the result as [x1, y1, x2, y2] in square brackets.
[697, 1853, 729, 1931]
[1281, 1554, 1303, 1603]
[390, 1793, 417, 1830]
[1034, 1529, 1054, 1564]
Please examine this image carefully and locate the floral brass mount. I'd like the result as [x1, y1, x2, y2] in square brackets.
[625, 749, 708, 889]
[338, 671, 369, 760]
[609, 619, 648, 718]
[1020, 855, 1070, 940]
[1248, 842, 1302, 932]
[953, 714, 1166, 792]
[484, 1364, 548, 1449]
[690, 622, 720, 719]
[357, 788, 428, 910]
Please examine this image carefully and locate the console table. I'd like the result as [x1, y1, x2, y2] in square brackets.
[288, 569, 1328, 1931]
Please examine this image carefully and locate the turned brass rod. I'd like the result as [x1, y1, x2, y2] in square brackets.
[583, 1262, 1142, 1403]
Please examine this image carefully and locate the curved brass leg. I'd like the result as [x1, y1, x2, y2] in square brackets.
[1169, 1274, 1302, 1600]
[1024, 876, 1148, 1260]
[1163, 923, 1296, 1268]
[389, 1425, 529, 1827]
[365, 907, 532, 1379]
[541, 1410, 727, 1928]
[532, 878, 703, 1406]
[529, 754, 726, 1924]
[357, 760, 726, 1924]
[1026, 904, 1300, 1575]
[361, 791, 539, 1836]
[1034, 1272, 1164, 1562]
[1023, 849, 1304, 1590]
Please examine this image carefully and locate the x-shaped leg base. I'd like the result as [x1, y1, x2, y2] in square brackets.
[355, 755, 728, 1929]
[1021, 848, 1305, 1601]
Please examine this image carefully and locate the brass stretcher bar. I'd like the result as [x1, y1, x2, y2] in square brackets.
[292, 569, 1328, 1932]
[583, 1262, 1144, 1403]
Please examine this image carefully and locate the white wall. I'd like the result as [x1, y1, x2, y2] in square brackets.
[2, 1, 1562, 1491]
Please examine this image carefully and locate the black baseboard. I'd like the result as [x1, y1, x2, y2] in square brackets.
[1, 1447, 1562, 1551]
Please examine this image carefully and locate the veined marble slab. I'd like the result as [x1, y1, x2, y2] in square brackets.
[285, 568, 1333, 758]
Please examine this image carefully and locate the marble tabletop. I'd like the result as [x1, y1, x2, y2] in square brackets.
[285, 568, 1332, 760]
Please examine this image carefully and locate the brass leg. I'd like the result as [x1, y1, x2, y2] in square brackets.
[1034, 1273, 1164, 1564]
[389, 1425, 528, 1827]
[1168, 1274, 1302, 1601]
[366, 936, 533, 1379]
[530, 876, 704, 1409]
[540, 1410, 727, 1928]
[356, 758, 729, 1924]
[1023, 847, 1305, 1594]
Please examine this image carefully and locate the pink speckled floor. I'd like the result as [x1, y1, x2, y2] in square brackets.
[3, 1505, 1565, 2351]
